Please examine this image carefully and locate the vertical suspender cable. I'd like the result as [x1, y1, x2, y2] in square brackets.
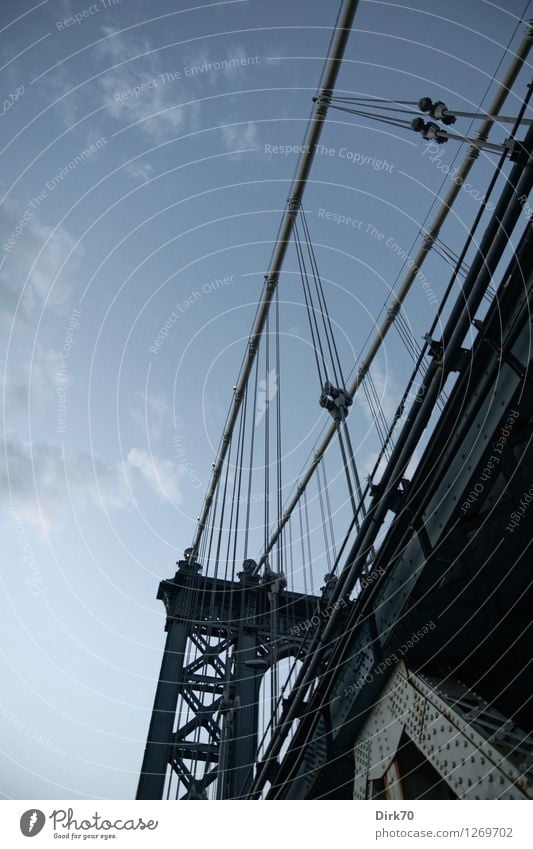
[189, 0, 363, 562]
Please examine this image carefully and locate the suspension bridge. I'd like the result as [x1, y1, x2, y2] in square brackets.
[136, 0, 533, 800]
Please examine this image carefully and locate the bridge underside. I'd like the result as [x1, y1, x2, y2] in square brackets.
[137, 222, 533, 801]
[267, 224, 533, 800]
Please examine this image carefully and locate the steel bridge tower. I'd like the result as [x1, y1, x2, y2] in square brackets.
[136, 554, 340, 799]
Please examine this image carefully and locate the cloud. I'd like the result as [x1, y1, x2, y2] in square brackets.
[95, 27, 201, 142]
[220, 121, 259, 155]
[129, 392, 171, 444]
[2, 347, 64, 418]
[1, 428, 186, 533]
[123, 160, 154, 182]
[353, 364, 424, 480]
[1, 433, 131, 532]
[95, 28, 260, 148]
[126, 447, 182, 504]
[354, 363, 401, 425]
[0, 199, 82, 317]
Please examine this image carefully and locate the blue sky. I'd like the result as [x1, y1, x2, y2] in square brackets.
[1, 0, 531, 799]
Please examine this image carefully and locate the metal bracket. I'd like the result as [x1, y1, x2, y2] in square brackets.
[418, 96, 456, 125]
[472, 319, 527, 379]
[411, 117, 447, 143]
[313, 93, 330, 118]
[319, 380, 353, 421]
[288, 195, 301, 218]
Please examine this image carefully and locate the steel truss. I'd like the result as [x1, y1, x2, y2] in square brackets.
[354, 662, 533, 800]
[136, 557, 342, 799]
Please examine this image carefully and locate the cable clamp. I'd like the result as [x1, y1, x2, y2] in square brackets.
[411, 117, 447, 143]
[319, 380, 353, 421]
[264, 273, 278, 294]
[418, 96, 455, 125]
[314, 93, 330, 117]
[260, 563, 287, 593]
[288, 195, 301, 218]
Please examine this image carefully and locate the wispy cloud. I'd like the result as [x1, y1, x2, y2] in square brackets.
[126, 447, 182, 504]
[354, 364, 423, 480]
[94, 28, 260, 148]
[0, 199, 82, 316]
[1, 433, 131, 533]
[354, 363, 401, 424]
[220, 120, 259, 155]
[95, 26, 200, 142]
[129, 392, 171, 443]
[2, 347, 63, 417]
[123, 159, 154, 182]
[1, 429, 188, 533]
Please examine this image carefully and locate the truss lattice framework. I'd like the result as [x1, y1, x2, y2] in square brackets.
[136, 558, 346, 800]
[354, 662, 533, 800]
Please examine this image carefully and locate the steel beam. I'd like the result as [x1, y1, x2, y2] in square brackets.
[136, 618, 189, 800]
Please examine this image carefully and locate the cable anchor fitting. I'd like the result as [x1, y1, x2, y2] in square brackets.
[411, 117, 447, 143]
[260, 563, 287, 593]
[319, 380, 353, 421]
[313, 93, 331, 117]
[418, 96, 456, 125]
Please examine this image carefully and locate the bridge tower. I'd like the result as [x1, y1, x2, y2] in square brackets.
[136, 554, 334, 800]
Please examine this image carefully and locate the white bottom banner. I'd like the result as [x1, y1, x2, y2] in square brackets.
[1, 800, 532, 848]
